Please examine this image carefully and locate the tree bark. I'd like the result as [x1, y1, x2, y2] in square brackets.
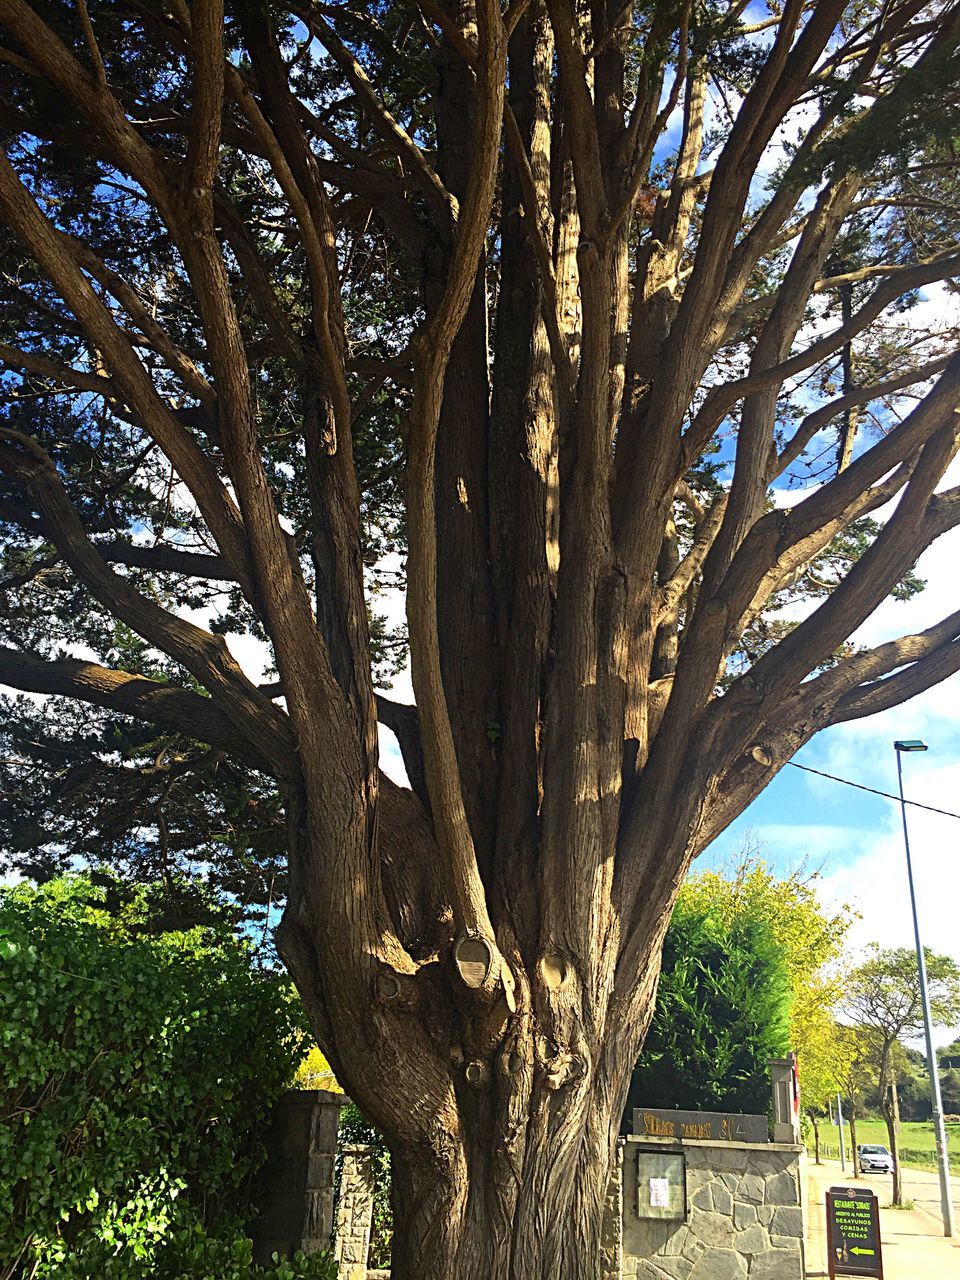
[883, 1080, 903, 1205]
[847, 1103, 860, 1179]
[386, 1080, 625, 1280]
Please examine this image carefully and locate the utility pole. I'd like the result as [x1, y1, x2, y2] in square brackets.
[895, 740, 955, 1237]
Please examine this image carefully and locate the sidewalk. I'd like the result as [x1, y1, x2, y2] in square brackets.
[806, 1158, 960, 1278]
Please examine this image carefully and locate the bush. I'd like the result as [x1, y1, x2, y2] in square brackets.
[897, 1148, 960, 1175]
[0, 876, 309, 1278]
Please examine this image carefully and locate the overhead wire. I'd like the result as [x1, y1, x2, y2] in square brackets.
[784, 760, 960, 822]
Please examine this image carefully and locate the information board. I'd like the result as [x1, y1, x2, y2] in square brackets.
[634, 1150, 686, 1221]
[826, 1186, 883, 1278]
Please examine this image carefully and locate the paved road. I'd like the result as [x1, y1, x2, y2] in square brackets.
[844, 1161, 960, 1229]
[806, 1159, 960, 1279]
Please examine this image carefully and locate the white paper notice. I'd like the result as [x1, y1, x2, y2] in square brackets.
[649, 1177, 670, 1209]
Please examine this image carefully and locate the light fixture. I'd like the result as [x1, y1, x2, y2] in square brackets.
[894, 739, 928, 752]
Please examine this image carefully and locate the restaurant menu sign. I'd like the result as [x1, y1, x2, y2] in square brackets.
[826, 1187, 883, 1278]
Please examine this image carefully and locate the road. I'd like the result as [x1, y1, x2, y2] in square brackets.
[861, 1161, 960, 1228]
[806, 1158, 960, 1279]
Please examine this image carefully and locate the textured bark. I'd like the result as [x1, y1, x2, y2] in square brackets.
[883, 1083, 903, 1206]
[2, 1, 960, 1273]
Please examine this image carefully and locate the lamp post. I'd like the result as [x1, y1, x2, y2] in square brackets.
[894, 739, 955, 1237]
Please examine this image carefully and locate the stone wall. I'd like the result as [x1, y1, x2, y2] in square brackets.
[601, 1144, 624, 1280]
[334, 1144, 376, 1280]
[621, 1135, 806, 1280]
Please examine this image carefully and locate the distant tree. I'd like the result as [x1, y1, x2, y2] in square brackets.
[941, 1068, 960, 1118]
[847, 947, 960, 1203]
[834, 1024, 876, 1173]
[626, 896, 791, 1115]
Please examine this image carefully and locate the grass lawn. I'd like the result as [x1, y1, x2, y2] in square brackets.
[812, 1118, 960, 1173]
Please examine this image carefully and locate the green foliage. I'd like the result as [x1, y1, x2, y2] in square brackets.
[0, 693, 287, 935]
[673, 859, 855, 1111]
[0, 876, 309, 1279]
[48, 1227, 338, 1280]
[627, 895, 792, 1114]
[848, 946, 960, 1051]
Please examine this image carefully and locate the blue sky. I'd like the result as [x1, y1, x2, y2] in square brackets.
[703, 502, 960, 994]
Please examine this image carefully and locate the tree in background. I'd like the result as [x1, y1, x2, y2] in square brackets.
[2, 1, 960, 1273]
[847, 946, 960, 1204]
[626, 895, 792, 1115]
[937, 1039, 960, 1116]
[832, 1024, 876, 1173]
[679, 860, 854, 1102]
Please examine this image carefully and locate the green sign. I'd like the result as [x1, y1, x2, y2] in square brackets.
[826, 1187, 883, 1278]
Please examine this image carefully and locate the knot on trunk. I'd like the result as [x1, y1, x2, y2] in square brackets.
[538, 1036, 589, 1091]
[452, 931, 518, 1013]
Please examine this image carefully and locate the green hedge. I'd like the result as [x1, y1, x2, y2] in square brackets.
[0, 877, 334, 1279]
[896, 1147, 960, 1175]
[627, 899, 791, 1115]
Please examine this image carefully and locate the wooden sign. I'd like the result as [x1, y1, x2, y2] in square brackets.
[632, 1107, 768, 1144]
[826, 1186, 883, 1278]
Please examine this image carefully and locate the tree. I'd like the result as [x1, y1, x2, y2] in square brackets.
[847, 947, 960, 1203]
[833, 1024, 875, 1174]
[679, 860, 854, 1105]
[1, 1, 960, 1274]
[626, 895, 792, 1115]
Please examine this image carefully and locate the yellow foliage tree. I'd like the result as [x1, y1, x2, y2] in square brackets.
[680, 857, 856, 1114]
[295, 1045, 343, 1093]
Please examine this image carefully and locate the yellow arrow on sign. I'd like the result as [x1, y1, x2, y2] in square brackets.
[850, 1247, 875, 1256]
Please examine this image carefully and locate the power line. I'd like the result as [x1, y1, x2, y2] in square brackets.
[785, 760, 960, 821]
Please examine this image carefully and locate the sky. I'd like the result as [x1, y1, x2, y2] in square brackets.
[702, 496, 960, 1042]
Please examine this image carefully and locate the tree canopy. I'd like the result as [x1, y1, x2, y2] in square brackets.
[2, 0, 960, 1274]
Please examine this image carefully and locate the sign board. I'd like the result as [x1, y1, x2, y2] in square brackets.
[632, 1107, 768, 1144]
[635, 1150, 686, 1221]
[826, 1187, 883, 1278]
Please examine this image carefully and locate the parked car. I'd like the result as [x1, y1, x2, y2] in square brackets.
[858, 1144, 894, 1174]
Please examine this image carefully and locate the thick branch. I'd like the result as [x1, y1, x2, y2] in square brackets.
[0, 146, 257, 597]
[0, 646, 288, 777]
[0, 429, 292, 763]
[405, 0, 506, 946]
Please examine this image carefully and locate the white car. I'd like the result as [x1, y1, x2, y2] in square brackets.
[858, 1143, 894, 1174]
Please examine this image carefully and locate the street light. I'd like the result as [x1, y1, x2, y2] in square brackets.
[894, 739, 955, 1237]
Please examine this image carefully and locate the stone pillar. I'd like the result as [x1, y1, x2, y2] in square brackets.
[770, 1054, 802, 1145]
[250, 1088, 347, 1264]
[600, 1140, 624, 1280]
[334, 1143, 376, 1280]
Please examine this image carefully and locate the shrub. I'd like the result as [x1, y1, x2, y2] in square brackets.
[0, 876, 309, 1278]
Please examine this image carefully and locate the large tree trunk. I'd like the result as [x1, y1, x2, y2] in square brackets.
[387, 1084, 623, 1280]
[278, 789, 661, 1280]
